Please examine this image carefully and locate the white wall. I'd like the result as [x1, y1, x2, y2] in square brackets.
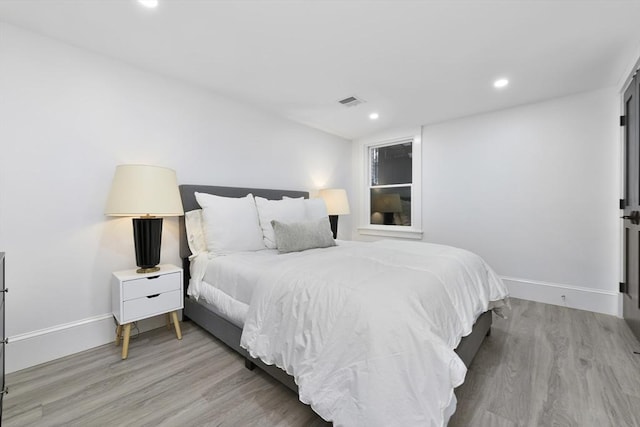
[353, 89, 620, 315]
[0, 23, 351, 372]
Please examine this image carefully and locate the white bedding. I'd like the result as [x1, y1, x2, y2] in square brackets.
[239, 240, 509, 427]
[200, 250, 280, 304]
[187, 242, 359, 325]
[187, 250, 264, 326]
[192, 281, 249, 328]
[187, 244, 358, 310]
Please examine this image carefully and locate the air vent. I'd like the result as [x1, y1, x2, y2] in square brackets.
[338, 96, 365, 107]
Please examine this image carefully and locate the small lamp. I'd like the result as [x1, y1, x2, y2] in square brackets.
[319, 188, 350, 239]
[372, 193, 402, 225]
[105, 165, 184, 273]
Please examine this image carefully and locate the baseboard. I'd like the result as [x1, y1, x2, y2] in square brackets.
[501, 276, 620, 317]
[6, 313, 173, 374]
[7, 277, 620, 373]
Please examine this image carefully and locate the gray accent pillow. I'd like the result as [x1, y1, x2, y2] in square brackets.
[271, 218, 336, 253]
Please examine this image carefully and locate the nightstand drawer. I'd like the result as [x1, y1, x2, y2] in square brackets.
[122, 290, 182, 322]
[122, 272, 181, 301]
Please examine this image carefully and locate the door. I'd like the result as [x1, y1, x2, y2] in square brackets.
[622, 73, 640, 341]
[0, 253, 4, 418]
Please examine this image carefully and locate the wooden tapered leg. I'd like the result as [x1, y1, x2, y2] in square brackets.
[115, 324, 123, 346]
[171, 311, 182, 340]
[166, 313, 172, 330]
[121, 323, 132, 360]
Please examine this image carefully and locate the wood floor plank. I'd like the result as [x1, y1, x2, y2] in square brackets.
[450, 299, 640, 427]
[4, 298, 640, 426]
[478, 410, 518, 427]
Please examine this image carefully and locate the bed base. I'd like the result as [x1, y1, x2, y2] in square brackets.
[184, 296, 491, 394]
[185, 297, 299, 392]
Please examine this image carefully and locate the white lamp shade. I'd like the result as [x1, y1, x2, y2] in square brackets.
[372, 193, 402, 213]
[105, 164, 184, 217]
[319, 188, 351, 215]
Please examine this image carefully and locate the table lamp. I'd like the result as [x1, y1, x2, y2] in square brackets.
[105, 165, 184, 273]
[319, 188, 350, 239]
[371, 193, 402, 225]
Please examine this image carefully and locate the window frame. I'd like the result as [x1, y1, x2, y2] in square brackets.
[358, 135, 423, 239]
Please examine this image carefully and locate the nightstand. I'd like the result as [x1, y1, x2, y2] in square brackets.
[111, 264, 183, 359]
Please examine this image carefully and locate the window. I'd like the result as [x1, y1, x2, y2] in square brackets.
[370, 142, 412, 226]
[359, 135, 422, 239]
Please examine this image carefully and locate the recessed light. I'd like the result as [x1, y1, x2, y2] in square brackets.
[493, 78, 509, 88]
[369, 112, 379, 120]
[138, 0, 158, 9]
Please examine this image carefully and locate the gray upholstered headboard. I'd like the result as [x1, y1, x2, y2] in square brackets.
[178, 184, 309, 262]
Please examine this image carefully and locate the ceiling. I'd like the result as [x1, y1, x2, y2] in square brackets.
[1, 0, 640, 140]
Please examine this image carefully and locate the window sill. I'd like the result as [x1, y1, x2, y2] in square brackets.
[357, 226, 423, 240]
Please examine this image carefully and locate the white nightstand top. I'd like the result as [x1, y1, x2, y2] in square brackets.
[113, 264, 182, 281]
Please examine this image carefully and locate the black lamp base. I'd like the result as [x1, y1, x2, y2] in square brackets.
[328, 215, 339, 239]
[132, 217, 163, 274]
[383, 212, 395, 225]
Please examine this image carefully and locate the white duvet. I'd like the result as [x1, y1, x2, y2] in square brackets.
[240, 240, 509, 426]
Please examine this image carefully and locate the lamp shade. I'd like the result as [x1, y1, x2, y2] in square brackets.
[105, 164, 184, 217]
[319, 188, 351, 215]
[372, 193, 402, 213]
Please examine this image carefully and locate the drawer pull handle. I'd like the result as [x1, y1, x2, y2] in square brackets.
[147, 276, 160, 280]
[146, 294, 160, 299]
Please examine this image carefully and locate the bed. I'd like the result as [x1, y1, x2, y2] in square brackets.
[178, 184, 508, 426]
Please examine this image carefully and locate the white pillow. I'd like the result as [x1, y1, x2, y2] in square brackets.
[305, 198, 329, 220]
[184, 209, 207, 256]
[283, 196, 328, 221]
[194, 192, 265, 254]
[255, 197, 306, 249]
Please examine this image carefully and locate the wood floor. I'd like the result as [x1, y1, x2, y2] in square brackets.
[3, 298, 640, 426]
